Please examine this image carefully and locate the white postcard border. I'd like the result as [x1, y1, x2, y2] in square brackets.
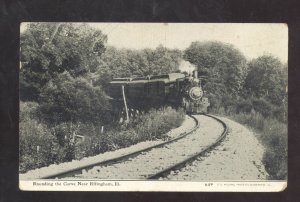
[20, 180, 287, 192]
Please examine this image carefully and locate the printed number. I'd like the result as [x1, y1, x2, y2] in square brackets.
[205, 183, 213, 186]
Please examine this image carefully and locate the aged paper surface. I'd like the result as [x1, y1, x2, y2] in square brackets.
[19, 23, 287, 192]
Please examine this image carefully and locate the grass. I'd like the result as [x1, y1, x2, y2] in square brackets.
[213, 107, 287, 180]
[19, 104, 185, 173]
[75, 107, 185, 159]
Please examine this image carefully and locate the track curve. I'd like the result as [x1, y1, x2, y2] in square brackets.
[147, 114, 228, 179]
[43, 114, 227, 180]
[42, 114, 199, 179]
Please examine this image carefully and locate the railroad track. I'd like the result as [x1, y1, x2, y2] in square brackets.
[148, 114, 228, 180]
[43, 114, 227, 180]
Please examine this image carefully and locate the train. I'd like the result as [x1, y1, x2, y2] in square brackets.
[108, 70, 210, 118]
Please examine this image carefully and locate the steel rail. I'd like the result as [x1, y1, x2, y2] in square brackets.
[41, 114, 199, 179]
[147, 114, 228, 180]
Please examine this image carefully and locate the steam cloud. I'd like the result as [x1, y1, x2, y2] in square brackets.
[179, 60, 196, 74]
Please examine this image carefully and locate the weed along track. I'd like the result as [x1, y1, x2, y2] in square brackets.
[76, 114, 227, 180]
[37, 114, 198, 179]
[43, 114, 227, 180]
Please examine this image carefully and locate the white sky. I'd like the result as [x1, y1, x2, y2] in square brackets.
[21, 23, 288, 63]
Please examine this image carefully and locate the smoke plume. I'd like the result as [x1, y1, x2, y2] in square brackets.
[179, 60, 196, 74]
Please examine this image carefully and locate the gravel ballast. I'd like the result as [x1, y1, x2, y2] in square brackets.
[74, 115, 223, 179]
[20, 115, 268, 181]
[166, 116, 269, 180]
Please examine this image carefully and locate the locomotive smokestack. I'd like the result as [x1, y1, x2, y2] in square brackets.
[193, 70, 198, 79]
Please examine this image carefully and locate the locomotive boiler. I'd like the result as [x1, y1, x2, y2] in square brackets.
[108, 70, 210, 115]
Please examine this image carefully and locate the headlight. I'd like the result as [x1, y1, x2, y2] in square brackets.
[189, 87, 203, 100]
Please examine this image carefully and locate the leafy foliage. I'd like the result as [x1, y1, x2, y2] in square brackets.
[252, 98, 274, 118]
[19, 23, 287, 180]
[132, 107, 185, 141]
[236, 99, 253, 114]
[19, 102, 58, 172]
[244, 55, 287, 105]
[38, 71, 110, 125]
[93, 46, 182, 89]
[20, 105, 185, 172]
[225, 112, 287, 180]
[184, 41, 247, 99]
[20, 23, 107, 101]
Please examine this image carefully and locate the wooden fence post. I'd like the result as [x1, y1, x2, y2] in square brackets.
[122, 85, 129, 123]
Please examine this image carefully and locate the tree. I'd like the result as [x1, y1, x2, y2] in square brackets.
[93, 45, 182, 91]
[244, 55, 287, 105]
[149, 45, 182, 75]
[20, 23, 107, 101]
[183, 41, 247, 108]
[38, 71, 110, 125]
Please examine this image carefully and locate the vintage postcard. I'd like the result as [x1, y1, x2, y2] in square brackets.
[19, 23, 287, 191]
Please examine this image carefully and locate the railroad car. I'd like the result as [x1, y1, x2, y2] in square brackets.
[108, 70, 210, 117]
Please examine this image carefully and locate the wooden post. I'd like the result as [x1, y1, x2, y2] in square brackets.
[37, 145, 40, 167]
[49, 23, 61, 44]
[122, 85, 129, 123]
[71, 131, 76, 144]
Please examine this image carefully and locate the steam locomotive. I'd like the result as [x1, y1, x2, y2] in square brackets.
[108, 70, 210, 116]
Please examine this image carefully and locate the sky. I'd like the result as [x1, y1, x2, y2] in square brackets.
[89, 23, 288, 63]
[21, 23, 288, 63]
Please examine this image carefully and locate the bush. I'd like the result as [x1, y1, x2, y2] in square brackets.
[112, 129, 140, 148]
[221, 94, 239, 113]
[263, 148, 287, 180]
[212, 101, 287, 180]
[19, 118, 58, 172]
[212, 95, 287, 124]
[75, 134, 102, 160]
[19, 101, 40, 121]
[206, 93, 222, 111]
[273, 105, 287, 123]
[39, 71, 110, 125]
[233, 112, 265, 131]
[73, 107, 185, 160]
[252, 98, 274, 118]
[20, 101, 58, 172]
[236, 99, 253, 114]
[210, 106, 226, 115]
[260, 119, 287, 179]
[229, 112, 287, 180]
[134, 107, 185, 141]
[51, 121, 105, 161]
[20, 106, 186, 172]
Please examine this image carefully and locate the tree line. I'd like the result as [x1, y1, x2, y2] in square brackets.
[19, 23, 287, 177]
[184, 41, 287, 121]
[20, 23, 184, 125]
[21, 24, 287, 124]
